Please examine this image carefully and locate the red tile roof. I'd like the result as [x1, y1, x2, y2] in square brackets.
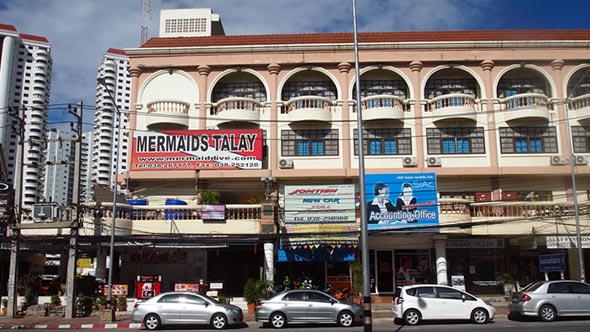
[107, 48, 127, 56]
[141, 30, 590, 48]
[0, 23, 17, 32]
[20, 33, 49, 43]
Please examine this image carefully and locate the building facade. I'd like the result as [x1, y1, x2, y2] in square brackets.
[120, 23, 590, 295]
[0, 23, 52, 210]
[12, 12, 590, 299]
[41, 129, 75, 205]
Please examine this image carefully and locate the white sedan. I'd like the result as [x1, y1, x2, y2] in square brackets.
[393, 284, 496, 325]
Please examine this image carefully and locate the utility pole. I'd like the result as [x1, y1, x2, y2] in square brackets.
[7, 105, 25, 317]
[65, 102, 83, 318]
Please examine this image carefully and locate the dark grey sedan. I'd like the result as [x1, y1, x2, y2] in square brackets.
[255, 289, 363, 328]
[131, 292, 243, 330]
[508, 280, 590, 321]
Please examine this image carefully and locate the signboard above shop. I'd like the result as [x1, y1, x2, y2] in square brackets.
[365, 173, 439, 232]
[131, 129, 263, 171]
[546, 236, 590, 249]
[284, 184, 356, 224]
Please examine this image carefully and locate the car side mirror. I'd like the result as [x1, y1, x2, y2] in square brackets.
[461, 294, 466, 302]
[330, 299, 336, 304]
[204, 302, 209, 307]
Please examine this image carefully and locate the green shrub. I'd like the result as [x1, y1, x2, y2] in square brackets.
[50, 294, 61, 306]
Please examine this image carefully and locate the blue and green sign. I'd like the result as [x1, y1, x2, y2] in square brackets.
[365, 173, 439, 231]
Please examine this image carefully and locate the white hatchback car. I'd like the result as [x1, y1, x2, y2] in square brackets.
[393, 284, 496, 325]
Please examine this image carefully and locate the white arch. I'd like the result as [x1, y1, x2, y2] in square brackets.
[207, 67, 271, 103]
[348, 65, 415, 99]
[493, 64, 557, 99]
[563, 63, 590, 98]
[277, 66, 342, 101]
[137, 69, 199, 104]
[421, 64, 487, 100]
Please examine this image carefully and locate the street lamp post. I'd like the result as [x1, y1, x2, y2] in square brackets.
[352, 1, 372, 331]
[260, 176, 276, 200]
[97, 77, 123, 314]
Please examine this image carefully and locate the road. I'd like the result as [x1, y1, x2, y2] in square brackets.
[14, 318, 590, 331]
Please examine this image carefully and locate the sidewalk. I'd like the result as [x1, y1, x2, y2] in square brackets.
[0, 303, 510, 329]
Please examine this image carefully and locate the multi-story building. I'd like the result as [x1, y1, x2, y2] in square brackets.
[13, 9, 590, 299]
[41, 129, 75, 205]
[0, 23, 52, 210]
[91, 49, 131, 196]
[80, 131, 94, 203]
[118, 8, 590, 296]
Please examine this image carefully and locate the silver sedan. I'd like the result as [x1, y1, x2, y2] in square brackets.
[509, 280, 590, 321]
[131, 292, 243, 330]
[255, 289, 363, 328]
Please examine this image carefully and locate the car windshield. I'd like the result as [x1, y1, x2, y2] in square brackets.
[521, 281, 544, 292]
[198, 293, 220, 303]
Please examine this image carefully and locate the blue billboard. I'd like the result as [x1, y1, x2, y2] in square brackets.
[365, 173, 439, 231]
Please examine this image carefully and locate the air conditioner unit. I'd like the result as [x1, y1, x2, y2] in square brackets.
[574, 155, 589, 165]
[278, 158, 294, 169]
[427, 156, 442, 167]
[33, 204, 60, 222]
[402, 156, 417, 167]
[550, 155, 566, 165]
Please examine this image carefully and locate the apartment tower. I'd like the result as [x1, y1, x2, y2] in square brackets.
[91, 49, 131, 196]
[0, 23, 52, 210]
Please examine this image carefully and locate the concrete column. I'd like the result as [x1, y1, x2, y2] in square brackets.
[433, 235, 448, 285]
[267, 63, 281, 169]
[263, 242, 274, 283]
[338, 62, 352, 171]
[0, 35, 15, 142]
[128, 67, 142, 135]
[95, 246, 107, 282]
[409, 60, 424, 167]
[197, 65, 211, 129]
[481, 60, 499, 174]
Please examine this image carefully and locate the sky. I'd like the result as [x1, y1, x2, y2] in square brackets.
[1, 0, 590, 130]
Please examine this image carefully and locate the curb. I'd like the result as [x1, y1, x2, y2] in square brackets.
[0, 323, 143, 329]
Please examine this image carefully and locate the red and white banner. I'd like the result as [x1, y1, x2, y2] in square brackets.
[131, 129, 263, 171]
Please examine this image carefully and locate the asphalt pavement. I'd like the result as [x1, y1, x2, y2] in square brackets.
[0, 301, 510, 329]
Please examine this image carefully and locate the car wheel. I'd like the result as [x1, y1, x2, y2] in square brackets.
[539, 304, 556, 322]
[403, 309, 421, 326]
[211, 313, 228, 330]
[270, 312, 287, 328]
[143, 314, 162, 330]
[337, 310, 354, 327]
[471, 308, 489, 324]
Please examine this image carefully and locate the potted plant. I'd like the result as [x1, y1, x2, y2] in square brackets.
[50, 294, 61, 309]
[497, 273, 515, 295]
[243, 278, 272, 314]
[198, 190, 221, 204]
[349, 261, 363, 303]
[116, 296, 127, 311]
[96, 295, 107, 310]
[1, 298, 7, 316]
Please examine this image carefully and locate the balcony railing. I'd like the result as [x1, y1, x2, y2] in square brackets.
[498, 93, 552, 123]
[283, 96, 333, 122]
[569, 94, 590, 123]
[92, 203, 262, 221]
[470, 201, 588, 219]
[425, 93, 477, 112]
[211, 97, 262, 115]
[146, 100, 190, 129]
[210, 97, 262, 124]
[569, 94, 590, 110]
[425, 93, 479, 123]
[147, 100, 190, 114]
[357, 95, 408, 121]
